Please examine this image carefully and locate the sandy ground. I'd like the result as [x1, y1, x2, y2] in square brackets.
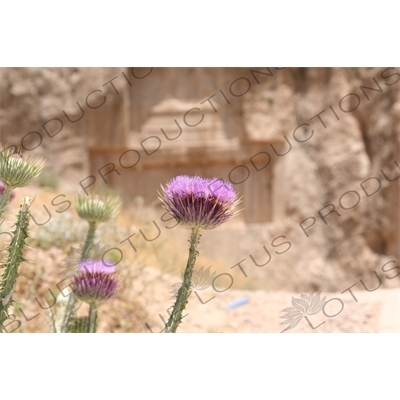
[139, 268, 400, 333]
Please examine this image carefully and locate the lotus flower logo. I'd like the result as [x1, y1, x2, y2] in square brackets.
[280, 292, 327, 332]
[170, 266, 217, 296]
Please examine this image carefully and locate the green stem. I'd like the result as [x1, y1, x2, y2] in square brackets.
[60, 292, 77, 333]
[81, 221, 97, 260]
[0, 197, 31, 331]
[0, 185, 13, 221]
[164, 227, 201, 333]
[88, 303, 98, 333]
[60, 221, 97, 333]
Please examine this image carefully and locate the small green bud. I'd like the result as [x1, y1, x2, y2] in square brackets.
[75, 194, 122, 223]
[0, 147, 46, 188]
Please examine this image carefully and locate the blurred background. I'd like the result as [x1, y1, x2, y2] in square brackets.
[0, 67, 399, 332]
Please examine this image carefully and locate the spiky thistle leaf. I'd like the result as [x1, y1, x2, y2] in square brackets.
[0, 196, 31, 330]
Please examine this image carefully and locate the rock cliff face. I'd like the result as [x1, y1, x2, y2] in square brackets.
[1, 67, 399, 291]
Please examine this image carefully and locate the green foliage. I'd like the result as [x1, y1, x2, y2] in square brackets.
[29, 210, 134, 252]
[37, 172, 60, 190]
[68, 316, 90, 333]
[29, 212, 88, 250]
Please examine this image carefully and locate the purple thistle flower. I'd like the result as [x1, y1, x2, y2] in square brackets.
[159, 175, 241, 230]
[77, 259, 116, 274]
[72, 269, 119, 305]
[0, 181, 16, 201]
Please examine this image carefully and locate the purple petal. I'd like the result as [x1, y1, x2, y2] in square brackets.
[77, 259, 116, 274]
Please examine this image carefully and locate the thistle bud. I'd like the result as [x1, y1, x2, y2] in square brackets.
[0, 148, 45, 188]
[75, 194, 122, 223]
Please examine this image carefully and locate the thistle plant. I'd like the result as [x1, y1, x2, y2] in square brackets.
[71, 260, 119, 332]
[0, 148, 45, 219]
[0, 197, 31, 331]
[159, 175, 241, 333]
[60, 194, 121, 333]
[76, 194, 122, 259]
